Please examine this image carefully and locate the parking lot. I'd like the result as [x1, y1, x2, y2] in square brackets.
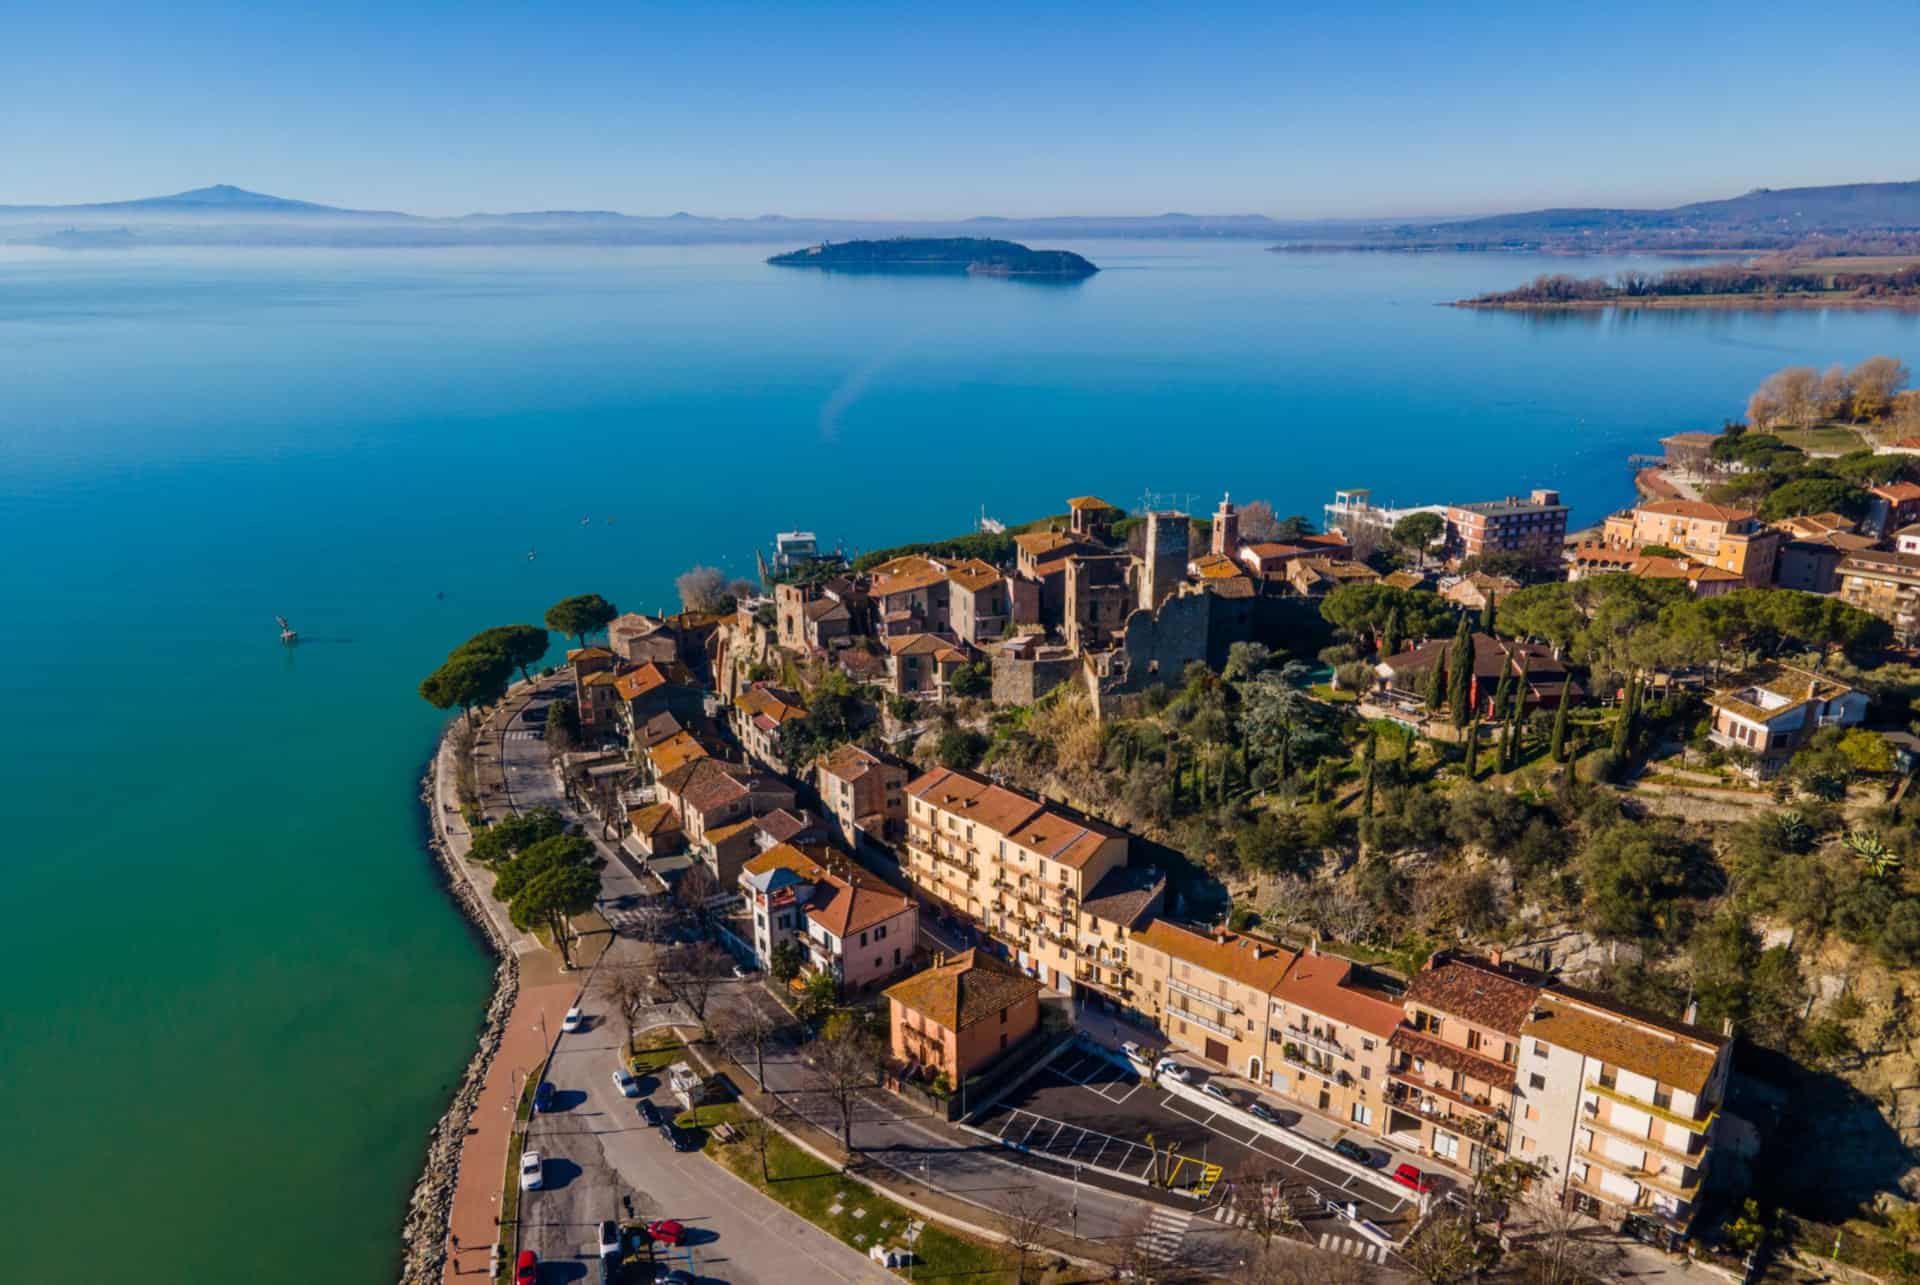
[974, 1044, 1420, 1230]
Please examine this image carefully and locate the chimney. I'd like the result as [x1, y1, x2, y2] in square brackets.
[1487, 947, 1503, 967]
[1310, 935, 1319, 956]
[1722, 1016, 1734, 1037]
[1684, 999, 1699, 1025]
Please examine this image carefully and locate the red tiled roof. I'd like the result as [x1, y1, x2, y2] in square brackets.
[1637, 499, 1756, 523]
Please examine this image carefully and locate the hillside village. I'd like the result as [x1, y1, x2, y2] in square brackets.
[430, 359, 1920, 1278]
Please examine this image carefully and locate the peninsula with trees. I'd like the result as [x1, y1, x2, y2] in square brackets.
[1457, 259, 1920, 311]
[766, 236, 1098, 278]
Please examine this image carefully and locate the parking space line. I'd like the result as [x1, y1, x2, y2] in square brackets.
[1017, 1114, 1044, 1146]
[1089, 1135, 1113, 1167]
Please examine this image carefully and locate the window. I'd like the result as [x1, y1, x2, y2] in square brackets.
[893, 947, 901, 965]
[1529, 1073, 1547, 1091]
[1466, 1029, 1482, 1052]
[1351, 1103, 1373, 1127]
[1532, 1041, 1547, 1059]
[1360, 1066, 1370, 1081]
[876, 925, 887, 941]
[859, 931, 869, 947]
[1434, 1131, 1460, 1162]
[1362, 1038, 1376, 1052]
[1000, 1033, 1009, 1050]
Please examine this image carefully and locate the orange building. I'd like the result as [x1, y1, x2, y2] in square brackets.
[885, 949, 1043, 1085]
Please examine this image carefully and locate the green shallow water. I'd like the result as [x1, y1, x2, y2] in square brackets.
[1, 241, 1916, 1284]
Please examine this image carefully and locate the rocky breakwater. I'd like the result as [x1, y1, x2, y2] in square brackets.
[396, 760, 517, 1284]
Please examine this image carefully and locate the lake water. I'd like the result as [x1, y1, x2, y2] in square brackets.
[3, 241, 1917, 1284]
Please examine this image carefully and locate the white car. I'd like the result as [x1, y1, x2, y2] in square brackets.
[1121, 1041, 1149, 1066]
[1155, 1058, 1193, 1083]
[612, 1067, 640, 1098]
[1202, 1080, 1235, 1105]
[562, 1006, 584, 1033]
[519, 1150, 543, 1190]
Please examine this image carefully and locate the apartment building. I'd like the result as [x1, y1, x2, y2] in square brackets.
[1268, 948, 1405, 1133]
[730, 682, 807, 770]
[904, 766, 1128, 993]
[1386, 953, 1536, 1175]
[1129, 921, 1295, 1078]
[1599, 500, 1782, 588]
[815, 742, 910, 852]
[1515, 990, 1731, 1248]
[885, 948, 1044, 1086]
[1866, 481, 1920, 539]
[1705, 663, 1867, 778]
[739, 843, 918, 991]
[1838, 548, 1920, 642]
[1444, 490, 1569, 566]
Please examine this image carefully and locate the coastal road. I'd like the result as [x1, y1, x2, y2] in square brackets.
[523, 1002, 898, 1283]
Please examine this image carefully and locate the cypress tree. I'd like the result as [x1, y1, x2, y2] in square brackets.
[1548, 679, 1571, 763]
[1447, 614, 1474, 727]
[1480, 591, 1497, 635]
[1463, 719, 1481, 777]
[1382, 604, 1404, 659]
[1610, 676, 1637, 760]
[1424, 654, 1447, 711]
[1509, 656, 1529, 724]
[1362, 729, 1377, 817]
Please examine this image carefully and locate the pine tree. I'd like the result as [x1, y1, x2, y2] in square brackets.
[1479, 591, 1497, 635]
[1382, 604, 1403, 658]
[1463, 720, 1481, 777]
[1548, 679, 1571, 763]
[1447, 614, 1474, 727]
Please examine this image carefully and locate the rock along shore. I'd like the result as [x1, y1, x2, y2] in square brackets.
[396, 748, 518, 1285]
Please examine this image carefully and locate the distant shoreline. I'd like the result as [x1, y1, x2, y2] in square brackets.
[1451, 293, 1920, 312]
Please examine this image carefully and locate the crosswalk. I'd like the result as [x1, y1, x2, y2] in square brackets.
[1317, 1231, 1386, 1263]
[503, 729, 538, 742]
[1137, 1207, 1192, 1261]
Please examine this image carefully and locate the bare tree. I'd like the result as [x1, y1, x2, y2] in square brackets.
[674, 860, 719, 915]
[1238, 499, 1282, 544]
[713, 999, 785, 1090]
[1401, 1207, 1495, 1284]
[1852, 355, 1912, 422]
[1505, 1174, 1628, 1285]
[1313, 885, 1377, 944]
[1257, 874, 1316, 933]
[660, 942, 729, 1032]
[675, 564, 732, 614]
[624, 895, 677, 946]
[735, 1115, 774, 1183]
[804, 1020, 880, 1152]
[1228, 1171, 1306, 1249]
[995, 1187, 1068, 1284]
[595, 959, 660, 1055]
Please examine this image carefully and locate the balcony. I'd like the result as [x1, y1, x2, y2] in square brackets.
[1387, 1075, 1510, 1125]
[1575, 1134, 1701, 1203]
[1580, 1100, 1709, 1166]
[1168, 1003, 1237, 1040]
[1586, 1079, 1714, 1135]
[1280, 1045, 1348, 1087]
[1284, 1024, 1347, 1060]
[1168, 977, 1240, 1013]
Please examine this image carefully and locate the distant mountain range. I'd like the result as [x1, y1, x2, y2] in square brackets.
[5, 180, 1919, 251]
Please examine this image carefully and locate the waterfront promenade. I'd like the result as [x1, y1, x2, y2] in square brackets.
[428, 681, 587, 1283]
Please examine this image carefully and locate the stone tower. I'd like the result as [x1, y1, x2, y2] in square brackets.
[1140, 511, 1191, 612]
[1211, 493, 1239, 558]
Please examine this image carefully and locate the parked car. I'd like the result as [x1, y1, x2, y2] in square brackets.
[1154, 1058, 1193, 1083]
[1391, 1162, 1434, 1194]
[1201, 1081, 1234, 1106]
[1246, 1101, 1280, 1125]
[514, 1249, 539, 1285]
[562, 1007, 585, 1033]
[1331, 1137, 1374, 1166]
[519, 1150, 543, 1190]
[654, 1270, 694, 1285]
[1120, 1041, 1149, 1067]
[637, 1099, 662, 1127]
[647, 1219, 687, 1247]
[533, 1080, 555, 1113]
[598, 1220, 621, 1259]
[612, 1067, 640, 1098]
[668, 1125, 698, 1153]
[731, 962, 752, 979]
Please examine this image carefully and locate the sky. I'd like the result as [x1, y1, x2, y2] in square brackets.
[5, 0, 1919, 220]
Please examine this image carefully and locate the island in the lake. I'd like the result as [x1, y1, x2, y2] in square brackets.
[767, 236, 1098, 278]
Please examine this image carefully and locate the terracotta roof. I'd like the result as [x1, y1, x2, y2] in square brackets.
[1403, 953, 1544, 1036]
[658, 758, 762, 814]
[1389, 1024, 1517, 1084]
[884, 948, 1043, 1031]
[1006, 806, 1124, 870]
[1382, 570, 1427, 591]
[869, 555, 950, 596]
[1522, 990, 1724, 1096]
[1276, 952, 1404, 1040]
[1636, 499, 1756, 524]
[886, 633, 968, 662]
[1889, 436, 1920, 451]
[1079, 865, 1166, 930]
[1207, 574, 1258, 599]
[1132, 920, 1296, 994]
[614, 663, 674, 701]
[625, 802, 682, 836]
[1873, 482, 1920, 503]
[818, 743, 901, 784]
[907, 766, 1047, 836]
[754, 808, 826, 846]
[945, 559, 1004, 592]
[1632, 556, 1741, 584]
[1190, 552, 1242, 579]
[805, 868, 914, 939]
[1772, 512, 1856, 539]
[741, 842, 828, 882]
[735, 684, 806, 724]
[567, 646, 614, 662]
[579, 669, 619, 687]
[802, 597, 850, 623]
[1015, 531, 1097, 559]
[648, 730, 710, 776]
[1381, 633, 1568, 686]
[1707, 663, 1856, 726]
[1066, 495, 1117, 511]
[1840, 548, 1920, 583]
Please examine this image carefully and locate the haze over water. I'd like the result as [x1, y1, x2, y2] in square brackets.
[3, 241, 1917, 1285]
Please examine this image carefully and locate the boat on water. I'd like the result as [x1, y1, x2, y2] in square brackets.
[276, 615, 298, 645]
[977, 505, 1006, 535]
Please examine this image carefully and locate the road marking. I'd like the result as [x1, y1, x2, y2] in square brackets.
[1138, 1207, 1193, 1260]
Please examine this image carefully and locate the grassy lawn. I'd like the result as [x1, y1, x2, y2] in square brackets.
[1774, 424, 1868, 454]
[628, 1031, 684, 1076]
[1310, 683, 1358, 704]
[495, 1068, 543, 1283]
[712, 1121, 1019, 1282]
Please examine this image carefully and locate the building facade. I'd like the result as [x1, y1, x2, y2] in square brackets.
[1705, 663, 1867, 777]
[884, 948, 1044, 1085]
[1444, 490, 1569, 566]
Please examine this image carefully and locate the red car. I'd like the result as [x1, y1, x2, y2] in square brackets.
[647, 1219, 687, 1246]
[1391, 1163, 1434, 1194]
[514, 1249, 538, 1284]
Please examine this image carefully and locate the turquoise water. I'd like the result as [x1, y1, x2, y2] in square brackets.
[3, 241, 1917, 1284]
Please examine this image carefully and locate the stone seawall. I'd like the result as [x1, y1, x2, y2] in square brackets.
[396, 756, 519, 1285]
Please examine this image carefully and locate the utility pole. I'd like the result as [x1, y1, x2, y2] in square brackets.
[1071, 1163, 1081, 1240]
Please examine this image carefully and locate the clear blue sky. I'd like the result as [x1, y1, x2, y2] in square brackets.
[5, 0, 1917, 219]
